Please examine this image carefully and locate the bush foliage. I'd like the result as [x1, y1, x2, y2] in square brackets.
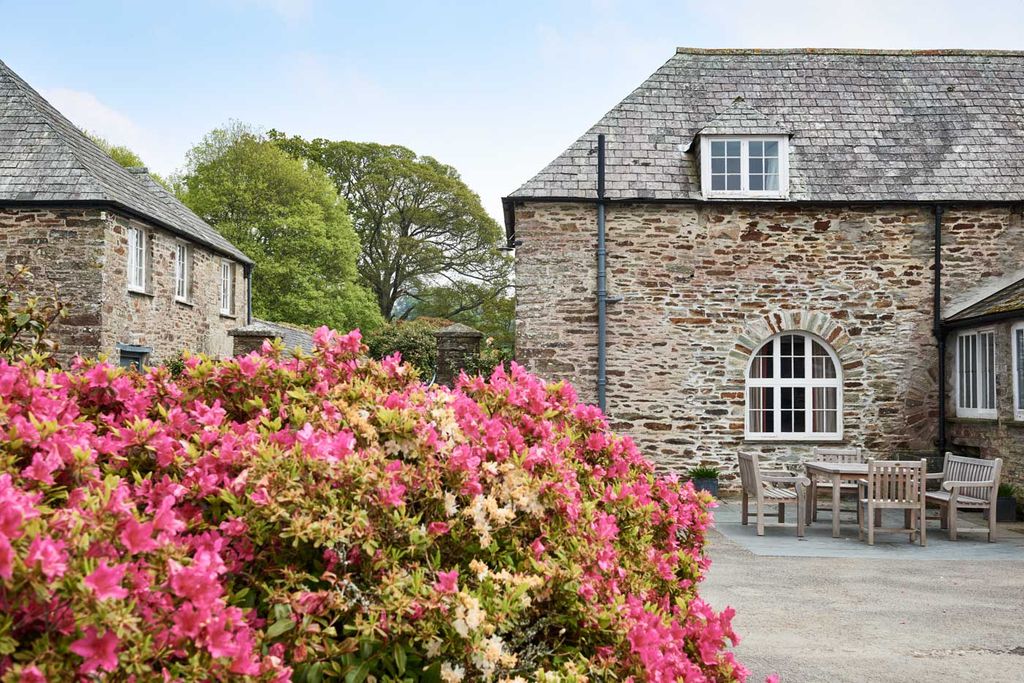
[363, 319, 444, 377]
[0, 329, 746, 681]
[0, 266, 64, 367]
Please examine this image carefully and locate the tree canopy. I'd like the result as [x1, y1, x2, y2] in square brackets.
[177, 124, 381, 332]
[269, 133, 512, 322]
[86, 132, 170, 188]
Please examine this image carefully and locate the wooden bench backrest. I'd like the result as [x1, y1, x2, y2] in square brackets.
[942, 452, 1002, 502]
[812, 446, 864, 463]
[737, 452, 763, 500]
[865, 459, 926, 505]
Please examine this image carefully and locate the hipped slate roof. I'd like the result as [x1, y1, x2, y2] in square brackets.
[229, 319, 314, 353]
[946, 277, 1024, 322]
[692, 98, 792, 139]
[0, 58, 251, 264]
[507, 48, 1024, 226]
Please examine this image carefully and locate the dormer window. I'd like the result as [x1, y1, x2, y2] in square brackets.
[700, 135, 789, 199]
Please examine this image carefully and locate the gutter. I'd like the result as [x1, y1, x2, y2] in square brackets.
[0, 198, 253, 266]
[244, 263, 254, 325]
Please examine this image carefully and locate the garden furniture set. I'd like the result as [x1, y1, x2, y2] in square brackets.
[736, 450, 1004, 545]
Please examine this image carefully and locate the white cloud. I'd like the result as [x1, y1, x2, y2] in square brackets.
[223, 0, 314, 23]
[40, 87, 183, 176]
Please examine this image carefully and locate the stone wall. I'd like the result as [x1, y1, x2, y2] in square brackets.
[945, 318, 1024, 490]
[100, 212, 246, 363]
[0, 207, 247, 365]
[514, 201, 1024, 486]
[0, 208, 105, 360]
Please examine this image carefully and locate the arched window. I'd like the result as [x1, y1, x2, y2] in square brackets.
[745, 332, 843, 440]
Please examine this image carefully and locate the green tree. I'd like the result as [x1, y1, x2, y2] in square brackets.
[86, 132, 170, 188]
[269, 133, 512, 321]
[413, 281, 514, 351]
[178, 124, 382, 332]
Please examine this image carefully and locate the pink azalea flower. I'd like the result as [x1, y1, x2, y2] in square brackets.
[25, 535, 67, 581]
[69, 626, 120, 674]
[17, 665, 46, 683]
[0, 534, 14, 580]
[427, 522, 449, 536]
[379, 482, 406, 508]
[84, 560, 129, 600]
[434, 569, 458, 594]
[120, 518, 158, 554]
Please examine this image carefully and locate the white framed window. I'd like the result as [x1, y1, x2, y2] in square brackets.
[956, 329, 997, 419]
[745, 332, 843, 441]
[126, 226, 147, 292]
[174, 243, 191, 302]
[220, 260, 235, 315]
[700, 135, 789, 199]
[1012, 322, 1024, 421]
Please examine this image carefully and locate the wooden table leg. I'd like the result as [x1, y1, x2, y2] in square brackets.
[806, 472, 816, 525]
[832, 473, 841, 538]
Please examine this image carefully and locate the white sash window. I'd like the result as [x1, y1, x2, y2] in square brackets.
[956, 329, 997, 419]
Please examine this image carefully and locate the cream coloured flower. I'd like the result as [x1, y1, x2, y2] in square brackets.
[440, 662, 465, 683]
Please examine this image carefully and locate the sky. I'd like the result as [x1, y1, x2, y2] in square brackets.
[4, 0, 1024, 223]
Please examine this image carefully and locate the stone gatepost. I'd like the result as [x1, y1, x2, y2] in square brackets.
[434, 323, 483, 386]
[228, 322, 278, 356]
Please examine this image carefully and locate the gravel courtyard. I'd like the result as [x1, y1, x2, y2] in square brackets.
[701, 501, 1024, 682]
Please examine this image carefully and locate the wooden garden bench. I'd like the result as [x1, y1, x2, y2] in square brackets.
[809, 446, 864, 521]
[925, 452, 1002, 542]
[738, 452, 810, 537]
[857, 459, 928, 546]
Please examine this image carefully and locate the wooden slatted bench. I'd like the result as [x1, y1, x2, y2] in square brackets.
[925, 452, 1003, 542]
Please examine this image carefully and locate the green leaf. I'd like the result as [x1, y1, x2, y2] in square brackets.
[393, 643, 407, 674]
[344, 660, 371, 683]
[266, 618, 294, 639]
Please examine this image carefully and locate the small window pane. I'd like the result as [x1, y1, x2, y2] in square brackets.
[712, 175, 725, 191]
[764, 141, 778, 156]
[749, 141, 762, 155]
[750, 341, 773, 378]
[726, 175, 740, 191]
[726, 140, 740, 156]
[750, 158, 763, 174]
[711, 140, 725, 156]
[711, 158, 725, 173]
[726, 158, 740, 173]
[750, 175, 763, 191]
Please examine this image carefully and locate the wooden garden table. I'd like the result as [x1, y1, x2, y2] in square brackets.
[803, 461, 869, 538]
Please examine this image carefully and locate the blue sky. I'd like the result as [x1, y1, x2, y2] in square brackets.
[4, 0, 1024, 221]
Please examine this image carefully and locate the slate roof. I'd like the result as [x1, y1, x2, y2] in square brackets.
[507, 49, 1024, 226]
[228, 319, 314, 353]
[945, 277, 1024, 322]
[0, 58, 251, 264]
[692, 98, 792, 139]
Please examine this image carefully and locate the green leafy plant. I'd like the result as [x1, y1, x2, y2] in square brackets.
[363, 317, 445, 377]
[998, 482, 1019, 498]
[687, 465, 721, 480]
[0, 265, 64, 366]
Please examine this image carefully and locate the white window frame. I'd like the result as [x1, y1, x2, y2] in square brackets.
[744, 331, 844, 441]
[1012, 322, 1024, 422]
[174, 242, 191, 303]
[220, 260, 235, 315]
[127, 226, 147, 293]
[955, 328, 997, 419]
[699, 135, 790, 200]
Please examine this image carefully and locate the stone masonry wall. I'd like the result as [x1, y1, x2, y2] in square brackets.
[0, 208, 105, 361]
[101, 212, 246, 363]
[945, 319, 1024, 491]
[514, 201, 1024, 487]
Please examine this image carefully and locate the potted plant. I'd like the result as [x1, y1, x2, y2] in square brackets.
[995, 483, 1019, 523]
[688, 465, 720, 497]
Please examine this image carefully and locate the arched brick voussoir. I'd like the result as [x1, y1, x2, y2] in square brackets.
[725, 310, 864, 379]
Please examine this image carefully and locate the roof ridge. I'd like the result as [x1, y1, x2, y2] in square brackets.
[675, 47, 1024, 57]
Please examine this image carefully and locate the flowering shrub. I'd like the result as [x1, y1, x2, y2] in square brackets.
[0, 328, 747, 681]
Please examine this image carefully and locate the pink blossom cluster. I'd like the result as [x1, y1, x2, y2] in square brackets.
[0, 327, 748, 681]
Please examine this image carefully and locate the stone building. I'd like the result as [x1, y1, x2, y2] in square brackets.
[0, 58, 252, 366]
[503, 49, 1024, 488]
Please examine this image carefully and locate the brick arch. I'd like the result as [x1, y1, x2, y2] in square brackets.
[725, 310, 864, 379]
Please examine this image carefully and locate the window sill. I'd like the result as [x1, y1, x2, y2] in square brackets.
[947, 416, 999, 426]
[219, 311, 237, 319]
[703, 192, 790, 201]
[744, 436, 845, 444]
[128, 288, 153, 298]
[174, 298, 194, 308]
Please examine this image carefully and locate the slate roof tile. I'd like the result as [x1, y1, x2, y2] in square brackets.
[0, 59, 251, 264]
[508, 49, 1024, 210]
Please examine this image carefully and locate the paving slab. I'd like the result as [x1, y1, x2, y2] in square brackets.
[701, 500, 1024, 682]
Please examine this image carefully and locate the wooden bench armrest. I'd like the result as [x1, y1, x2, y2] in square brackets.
[941, 480, 995, 492]
[762, 473, 810, 487]
[925, 472, 944, 480]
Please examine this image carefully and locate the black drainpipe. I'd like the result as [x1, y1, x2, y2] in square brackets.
[244, 263, 254, 325]
[933, 205, 946, 456]
[596, 134, 608, 412]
